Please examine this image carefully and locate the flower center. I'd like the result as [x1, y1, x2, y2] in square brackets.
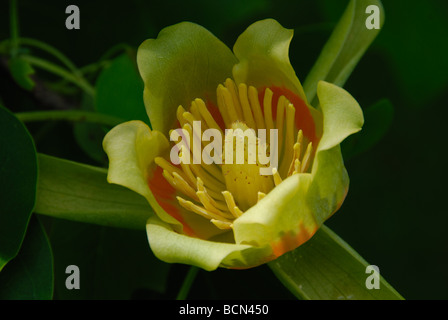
[155, 78, 314, 230]
[221, 121, 274, 212]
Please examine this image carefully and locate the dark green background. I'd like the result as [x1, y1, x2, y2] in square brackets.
[1, 0, 447, 299]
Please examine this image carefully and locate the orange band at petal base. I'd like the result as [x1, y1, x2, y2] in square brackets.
[271, 223, 318, 258]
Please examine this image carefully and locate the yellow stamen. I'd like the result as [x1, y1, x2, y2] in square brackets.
[257, 191, 266, 202]
[162, 169, 177, 189]
[197, 178, 231, 213]
[179, 117, 224, 181]
[197, 184, 226, 202]
[233, 206, 244, 218]
[180, 160, 198, 188]
[211, 219, 233, 230]
[194, 98, 223, 134]
[288, 142, 301, 176]
[155, 79, 316, 230]
[276, 96, 286, 155]
[177, 196, 231, 223]
[188, 101, 210, 132]
[155, 157, 188, 184]
[263, 88, 275, 143]
[196, 191, 234, 219]
[279, 103, 296, 177]
[238, 83, 257, 129]
[272, 168, 283, 186]
[248, 86, 265, 130]
[176, 105, 188, 127]
[162, 170, 199, 202]
[185, 122, 203, 165]
[301, 142, 313, 173]
[225, 78, 244, 120]
[190, 163, 225, 193]
[218, 84, 239, 123]
[183, 110, 219, 168]
[172, 172, 199, 201]
[216, 88, 231, 128]
[222, 191, 243, 218]
[182, 111, 198, 128]
[293, 159, 301, 175]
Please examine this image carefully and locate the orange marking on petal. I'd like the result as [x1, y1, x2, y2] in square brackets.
[269, 87, 317, 144]
[148, 166, 196, 237]
[271, 224, 317, 258]
[148, 166, 176, 200]
[206, 100, 226, 131]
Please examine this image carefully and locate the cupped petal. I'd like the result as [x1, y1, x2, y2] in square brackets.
[307, 145, 349, 225]
[232, 81, 363, 258]
[103, 121, 227, 240]
[232, 19, 307, 104]
[315, 80, 364, 152]
[102, 121, 183, 227]
[146, 215, 274, 271]
[137, 22, 237, 135]
[233, 172, 318, 259]
[102, 120, 169, 201]
[306, 81, 364, 223]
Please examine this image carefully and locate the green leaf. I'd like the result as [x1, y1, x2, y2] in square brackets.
[342, 98, 394, 159]
[269, 225, 403, 300]
[0, 216, 54, 300]
[34, 153, 153, 230]
[8, 56, 36, 90]
[95, 53, 150, 125]
[48, 219, 170, 299]
[0, 104, 37, 271]
[303, 0, 384, 105]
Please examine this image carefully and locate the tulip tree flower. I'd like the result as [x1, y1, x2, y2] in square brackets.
[102, 19, 364, 271]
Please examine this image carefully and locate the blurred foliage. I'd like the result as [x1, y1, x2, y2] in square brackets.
[0, 0, 447, 299]
[0, 104, 37, 271]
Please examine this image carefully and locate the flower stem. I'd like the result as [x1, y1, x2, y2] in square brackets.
[9, 0, 19, 57]
[20, 54, 95, 97]
[176, 266, 199, 300]
[16, 37, 80, 75]
[16, 110, 124, 127]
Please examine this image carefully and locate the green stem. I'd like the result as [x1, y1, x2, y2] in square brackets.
[20, 55, 95, 96]
[16, 38, 80, 75]
[176, 266, 199, 300]
[9, 0, 19, 57]
[16, 110, 124, 127]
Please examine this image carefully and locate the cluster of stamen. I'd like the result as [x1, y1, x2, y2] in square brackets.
[154, 78, 313, 230]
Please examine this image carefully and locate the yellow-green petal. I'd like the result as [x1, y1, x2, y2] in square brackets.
[103, 121, 168, 198]
[306, 81, 364, 223]
[146, 215, 273, 271]
[232, 18, 307, 103]
[102, 121, 226, 239]
[232, 81, 363, 258]
[102, 121, 181, 229]
[233, 172, 318, 258]
[315, 80, 364, 152]
[137, 22, 237, 135]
